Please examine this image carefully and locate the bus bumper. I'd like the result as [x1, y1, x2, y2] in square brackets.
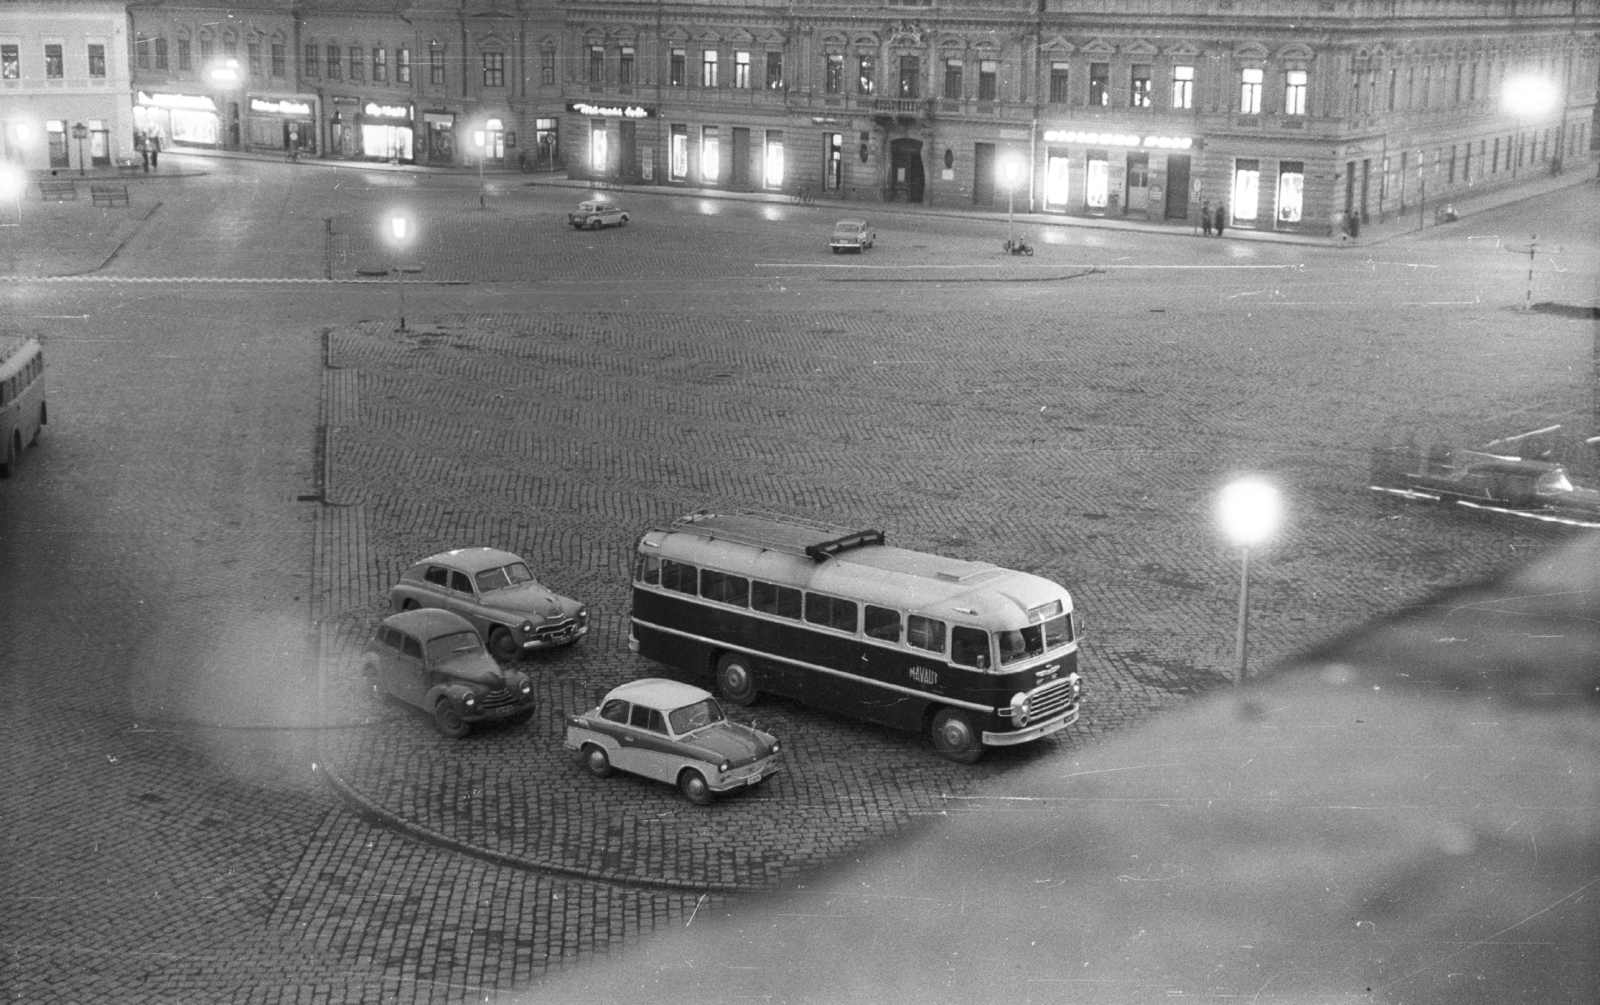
[983, 705, 1078, 746]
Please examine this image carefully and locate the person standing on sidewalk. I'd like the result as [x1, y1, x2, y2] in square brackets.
[1215, 200, 1227, 237]
[149, 135, 160, 170]
[1201, 200, 1213, 236]
[137, 133, 149, 173]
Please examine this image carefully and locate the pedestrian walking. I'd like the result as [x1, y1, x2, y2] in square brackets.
[1215, 200, 1227, 237]
[137, 132, 149, 173]
[1201, 200, 1213, 236]
[149, 135, 160, 170]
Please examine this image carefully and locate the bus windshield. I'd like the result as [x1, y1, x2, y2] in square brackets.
[999, 614, 1074, 666]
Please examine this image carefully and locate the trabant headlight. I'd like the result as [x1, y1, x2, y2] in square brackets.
[1009, 692, 1031, 727]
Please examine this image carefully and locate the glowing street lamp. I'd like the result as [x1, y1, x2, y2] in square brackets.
[1218, 478, 1282, 686]
[1503, 75, 1558, 179]
[385, 211, 414, 332]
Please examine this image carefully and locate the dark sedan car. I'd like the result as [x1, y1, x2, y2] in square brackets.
[362, 609, 537, 738]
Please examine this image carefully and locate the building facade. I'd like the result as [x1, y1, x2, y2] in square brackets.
[561, 0, 1600, 235]
[125, 1, 566, 168]
[1, 0, 137, 173]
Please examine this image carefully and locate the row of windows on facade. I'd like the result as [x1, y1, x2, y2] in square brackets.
[1, 43, 109, 80]
[126, 35, 559, 89]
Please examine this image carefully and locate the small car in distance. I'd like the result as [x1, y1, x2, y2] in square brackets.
[564, 679, 782, 805]
[568, 200, 630, 230]
[389, 547, 589, 661]
[829, 218, 875, 253]
[362, 609, 536, 738]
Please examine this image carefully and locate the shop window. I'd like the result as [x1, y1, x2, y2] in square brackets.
[1171, 64, 1194, 109]
[540, 51, 553, 86]
[45, 43, 63, 78]
[588, 45, 603, 83]
[589, 123, 607, 174]
[898, 55, 919, 98]
[1232, 158, 1260, 222]
[398, 48, 410, 83]
[766, 51, 782, 89]
[735, 50, 750, 89]
[944, 58, 963, 99]
[1085, 151, 1108, 208]
[764, 129, 784, 187]
[371, 47, 385, 83]
[1240, 67, 1262, 114]
[1285, 69, 1307, 115]
[1088, 62, 1109, 106]
[669, 124, 688, 179]
[88, 43, 106, 78]
[977, 59, 996, 101]
[825, 54, 843, 94]
[430, 48, 445, 85]
[701, 125, 719, 183]
[701, 49, 717, 87]
[1131, 64, 1152, 108]
[824, 132, 843, 190]
[2, 45, 18, 80]
[1276, 161, 1303, 224]
[620, 46, 634, 86]
[858, 55, 875, 94]
[670, 48, 685, 86]
[327, 45, 341, 79]
[482, 52, 504, 88]
[1044, 149, 1069, 207]
[273, 44, 286, 78]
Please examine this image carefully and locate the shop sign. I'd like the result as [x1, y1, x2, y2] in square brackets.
[364, 102, 412, 120]
[1044, 130, 1194, 150]
[137, 91, 217, 111]
[566, 101, 653, 119]
[250, 97, 312, 117]
[812, 116, 843, 125]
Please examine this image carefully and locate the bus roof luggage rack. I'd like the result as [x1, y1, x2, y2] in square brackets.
[668, 510, 887, 561]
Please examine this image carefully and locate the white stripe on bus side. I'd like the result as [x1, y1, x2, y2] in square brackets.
[631, 616, 998, 715]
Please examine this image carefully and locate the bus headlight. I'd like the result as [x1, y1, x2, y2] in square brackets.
[1009, 692, 1031, 727]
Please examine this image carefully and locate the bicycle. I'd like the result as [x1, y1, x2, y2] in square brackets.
[790, 186, 816, 206]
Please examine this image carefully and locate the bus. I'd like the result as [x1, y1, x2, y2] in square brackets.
[629, 511, 1083, 763]
[0, 336, 47, 478]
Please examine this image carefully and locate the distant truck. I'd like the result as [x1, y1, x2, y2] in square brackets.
[568, 200, 630, 230]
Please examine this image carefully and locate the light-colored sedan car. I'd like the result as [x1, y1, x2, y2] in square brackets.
[564, 679, 782, 805]
[568, 200, 630, 230]
[829, 218, 875, 253]
[361, 609, 536, 738]
[388, 547, 588, 661]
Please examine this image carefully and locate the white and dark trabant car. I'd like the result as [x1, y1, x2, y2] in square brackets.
[564, 679, 782, 805]
[388, 547, 588, 661]
[568, 200, 630, 230]
[829, 218, 875, 253]
[361, 608, 537, 738]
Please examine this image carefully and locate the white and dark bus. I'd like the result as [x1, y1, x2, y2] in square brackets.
[0, 336, 47, 478]
[630, 511, 1082, 763]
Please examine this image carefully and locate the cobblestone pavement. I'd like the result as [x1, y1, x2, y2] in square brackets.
[2, 157, 1595, 1003]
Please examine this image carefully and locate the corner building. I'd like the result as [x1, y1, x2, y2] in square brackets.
[564, 0, 1600, 235]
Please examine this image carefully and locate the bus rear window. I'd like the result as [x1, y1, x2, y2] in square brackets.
[907, 615, 945, 653]
[951, 626, 990, 669]
[700, 569, 749, 607]
[751, 580, 802, 619]
[804, 592, 857, 633]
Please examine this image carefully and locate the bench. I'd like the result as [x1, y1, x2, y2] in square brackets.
[90, 184, 130, 207]
[38, 180, 78, 201]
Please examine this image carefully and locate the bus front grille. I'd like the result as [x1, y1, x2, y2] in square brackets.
[1029, 677, 1078, 721]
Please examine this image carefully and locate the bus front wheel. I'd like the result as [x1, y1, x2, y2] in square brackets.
[930, 708, 985, 764]
[715, 653, 759, 706]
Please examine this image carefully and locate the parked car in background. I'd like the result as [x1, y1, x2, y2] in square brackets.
[564, 679, 782, 805]
[362, 609, 536, 738]
[388, 547, 588, 660]
[829, 219, 874, 253]
[568, 200, 630, 230]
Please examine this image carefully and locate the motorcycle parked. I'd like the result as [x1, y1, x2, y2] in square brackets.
[1003, 236, 1034, 256]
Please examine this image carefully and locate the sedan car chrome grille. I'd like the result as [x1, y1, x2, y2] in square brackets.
[531, 618, 577, 639]
[1028, 677, 1078, 721]
[476, 686, 524, 711]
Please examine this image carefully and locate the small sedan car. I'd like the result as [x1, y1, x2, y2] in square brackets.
[389, 548, 588, 661]
[564, 679, 782, 805]
[362, 609, 536, 738]
[568, 200, 630, 230]
[829, 218, 875, 253]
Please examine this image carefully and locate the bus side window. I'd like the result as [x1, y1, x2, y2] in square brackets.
[700, 569, 750, 607]
[864, 605, 901, 642]
[907, 615, 945, 654]
[637, 554, 661, 585]
[751, 580, 802, 619]
[661, 559, 698, 594]
[805, 592, 858, 633]
[950, 626, 990, 670]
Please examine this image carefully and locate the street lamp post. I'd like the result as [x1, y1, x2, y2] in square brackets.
[71, 122, 88, 177]
[473, 129, 487, 209]
[1218, 478, 1282, 687]
[387, 212, 413, 332]
[1004, 159, 1019, 248]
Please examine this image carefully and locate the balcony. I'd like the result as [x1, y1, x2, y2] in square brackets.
[870, 97, 929, 119]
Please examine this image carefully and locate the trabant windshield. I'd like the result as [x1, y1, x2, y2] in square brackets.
[426, 632, 486, 663]
[668, 698, 726, 735]
[475, 562, 536, 592]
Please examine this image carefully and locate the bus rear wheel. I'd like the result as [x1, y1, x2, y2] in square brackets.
[715, 653, 758, 706]
[930, 708, 985, 764]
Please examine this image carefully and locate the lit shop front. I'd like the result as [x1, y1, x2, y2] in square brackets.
[1038, 130, 1197, 221]
[567, 101, 653, 182]
[246, 96, 316, 155]
[134, 90, 219, 148]
[328, 100, 414, 162]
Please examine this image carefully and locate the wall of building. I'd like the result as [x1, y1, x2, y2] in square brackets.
[1, 1, 137, 173]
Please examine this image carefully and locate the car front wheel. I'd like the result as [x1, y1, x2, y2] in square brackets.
[930, 708, 984, 764]
[433, 699, 471, 739]
[488, 626, 521, 662]
[715, 653, 758, 706]
[582, 744, 613, 778]
[679, 769, 714, 805]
